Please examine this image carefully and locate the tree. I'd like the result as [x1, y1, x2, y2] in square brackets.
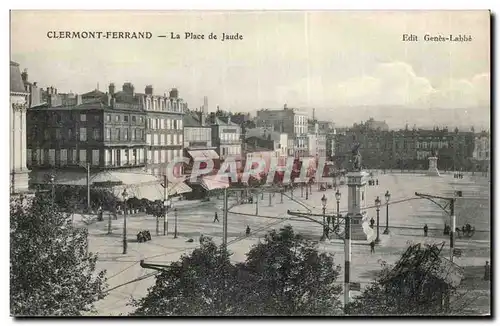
[131, 237, 237, 316]
[131, 226, 343, 316]
[237, 225, 343, 316]
[10, 193, 107, 316]
[348, 243, 462, 316]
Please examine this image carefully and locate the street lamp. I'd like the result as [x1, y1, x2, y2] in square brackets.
[49, 174, 55, 204]
[375, 196, 381, 243]
[335, 189, 341, 229]
[383, 190, 391, 234]
[174, 208, 178, 239]
[122, 188, 129, 254]
[321, 194, 327, 240]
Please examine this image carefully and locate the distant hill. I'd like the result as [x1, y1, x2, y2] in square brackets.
[314, 106, 490, 130]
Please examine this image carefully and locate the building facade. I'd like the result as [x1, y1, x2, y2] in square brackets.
[10, 61, 30, 194]
[26, 89, 147, 185]
[126, 85, 186, 177]
[255, 104, 309, 157]
[211, 117, 242, 160]
[472, 131, 490, 173]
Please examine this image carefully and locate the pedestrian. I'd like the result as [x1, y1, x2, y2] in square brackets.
[246, 225, 251, 236]
[484, 261, 491, 281]
[213, 212, 219, 223]
[370, 217, 375, 228]
[370, 241, 375, 254]
[423, 224, 428, 237]
[97, 206, 103, 221]
[376, 179, 379, 186]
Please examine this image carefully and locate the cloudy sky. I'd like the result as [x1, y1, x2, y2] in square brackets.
[11, 10, 490, 127]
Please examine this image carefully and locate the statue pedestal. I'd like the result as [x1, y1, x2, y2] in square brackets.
[427, 156, 441, 177]
[348, 213, 367, 240]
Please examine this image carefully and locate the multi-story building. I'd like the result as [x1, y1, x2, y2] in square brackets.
[183, 110, 219, 174]
[307, 120, 327, 158]
[245, 127, 289, 157]
[27, 88, 147, 186]
[118, 84, 187, 177]
[472, 131, 490, 173]
[256, 104, 309, 157]
[10, 61, 30, 194]
[211, 117, 242, 161]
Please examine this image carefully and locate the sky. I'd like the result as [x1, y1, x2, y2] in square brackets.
[10, 10, 491, 127]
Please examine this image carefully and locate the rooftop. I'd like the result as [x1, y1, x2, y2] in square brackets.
[10, 61, 27, 94]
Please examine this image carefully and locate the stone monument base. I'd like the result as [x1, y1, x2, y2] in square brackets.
[426, 156, 441, 177]
[349, 213, 367, 240]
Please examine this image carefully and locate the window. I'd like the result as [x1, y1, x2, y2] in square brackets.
[167, 134, 172, 145]
[115, 115, 120, 122]
[124, 115, 129, 122]
[124, 129, 129, 141]
[173, 120, 177, 130]
[92, 149, 100, 166]
[124, 150, 129, 165]
[156, 119, 160, 129]
[93, 128, 101, 141]
[80, 114, 86, 122]
[179, 120, 183, 130]
[131, 129, 136, 141]
[166, 119, 171, 129]
[173, 134, 178, 145]
[160, 134, 165, 145]
[146, 134, 152, 145]
[160, 119, 165, 129]
[153, 134, 158, 145]
[68, 149, 76, 164]
[161, 149, 167, 163]
[132, 149, 137, 165]
[94, 115, 100, 122]
[55, 128, 61, 140]
[139, 117, 144, 123]
[79, 127, 87, 141]
[79, 149, 87, 163]
[68, 128, 73, 140]
[106, 114, 111, 122]
[49, 149, 56, 166]
[105, 128, 111, 140]
[44, 129, 50, 140]
[115, 128, 121, 141]
[132, 116, 136, 123]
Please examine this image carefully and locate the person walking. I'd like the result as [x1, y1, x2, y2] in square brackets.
[213, 212, 219, 223]
[246, 225, 251, 236]
[370, 241, 375, 254]
[423, 224, 428, 237]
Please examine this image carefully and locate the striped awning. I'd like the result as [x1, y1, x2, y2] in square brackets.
[188, 150, 219, 160]
[113, 181, 192, 200]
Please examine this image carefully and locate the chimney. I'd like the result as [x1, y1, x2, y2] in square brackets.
[55, 88, 57, 95]
[284, 103, 288, 110]
[109, 83, 115, 95]
[201, 111, 206, 126]
[145, 85, 153, 95]
[312, 108, 315, 120]
[107, 93, 111, 106]
[76, 94, 82, 106]
[21, 69, 28, 83]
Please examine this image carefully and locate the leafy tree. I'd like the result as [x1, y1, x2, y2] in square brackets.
[131, 236, 237, 316]
[132, 226, 342, 316]
[348, 243, 461, 316]
[237, 225, 342, 316]
[10, 193, 107, 316]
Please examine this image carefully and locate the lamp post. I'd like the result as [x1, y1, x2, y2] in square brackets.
[122, 189, 128, 254]
[375, 196, 381, 243]
[383, 190, 391, 234]
[49, 174, 55, 204]
[321, 194, 327, 240]
[335, 189, 341, 229]
[174, 208, 178, 239]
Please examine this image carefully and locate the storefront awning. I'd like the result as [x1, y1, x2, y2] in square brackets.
[112, 180, 192, 200]
[200, 175, 230, 191]
[188, 150, 219, 160]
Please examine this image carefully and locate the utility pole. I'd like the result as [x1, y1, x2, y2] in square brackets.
[162, 174, 168, 236]
[255, 192, 259, 216]
[415, 192, 461, 262]
[268, 192, 272, 206]
[222, 188, 228, 249]
[86, 162, 91, 213]
[174, 208, 178, 239]
[344, 213, 351, 314]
